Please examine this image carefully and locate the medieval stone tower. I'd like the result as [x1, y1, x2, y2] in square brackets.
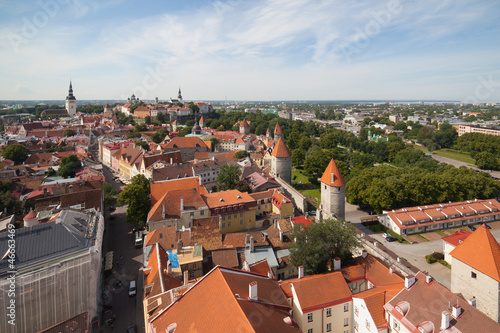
[319, 158, 346, 220]
[65, 81, 77, 116]
[240, 119, 250, 135]
[270, 138, 292, 183]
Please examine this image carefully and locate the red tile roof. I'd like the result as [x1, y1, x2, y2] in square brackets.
[291, 216, 313, 228]
[270, 138, 291, 158]
[320, 158, 346, 187]
[450, 224, 500, 281]
[202, 189, 255, 209]
[354, 286, 403, 329]
[441, 230, 472, 247]
[148, 188, 208, 222]
[150, 177, 207, 206]
[149, 266, 299, 332]
[274, 122, 283, 135]
[290, 271, 352, 312]
[240, 119, 249, 127]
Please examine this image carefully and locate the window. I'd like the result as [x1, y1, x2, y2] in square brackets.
[240, 219, 243, 225]
[326, 308, 331, 317]
[190, 212, 194, 218]
[240, 212, 244, 217]
[344, 303, 349, 312]
[308, 329, 313, 333]
[234, 214, 237, 218]
[344, 318, 348, 326]
[222, 215, 225, 221]
[393, 320, 401, 332]
[200, 210, 204, 216]
[355, 306, 359, 316]
[222, 223, 225, 228]
[189, 271, 195, 279]
[366, 320, 370, 330]
[308, 313, 313, 322]
[471, 271, 477, 279]
[228, 222, 231, 228]
[326, 323, 331, 332]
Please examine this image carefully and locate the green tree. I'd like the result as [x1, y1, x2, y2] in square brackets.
[217, 165, 242, 191]
[118, 174, 151, 225]
[304, 150, 331, 178]
[234, 151, 250, 159]
[145, 116, 151, 125]
[152, 129, 167, 144]
[103, 182, 119, 208]
[135, 141, 149, 151]
[2, 144, 29, 164]
[58, 154, 81, 178]
[156, 112, 165, 123]
[289, 219, 361, 275]
[475, 152, 499, 170]
[63, 129, 76, 137]
[292, 148, 306, 166]
[209, 137, 219, 152]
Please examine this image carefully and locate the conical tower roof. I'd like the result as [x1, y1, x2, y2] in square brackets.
[240, 119, 249, 127]
[320, 158, 346, 187]
[274, 122, 283, 135]
[271, 138, 291, 158]
[450, 224, 500, 281]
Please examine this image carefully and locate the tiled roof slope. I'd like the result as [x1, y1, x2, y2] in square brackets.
[290, 271, 352, 312]
[150, 177, 207, 206]
[270, 138, 291, 158]
[450, 224, 500, 281]
[150, 266, 299, 332]
[320, 158, 346, 187]
[274, 122, 283, 135]
[353, 285, 403, 329]
[441, 230, 472, 246]
[384, 271, 500, 333]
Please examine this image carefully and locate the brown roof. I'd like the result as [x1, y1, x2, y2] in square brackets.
[212, 249, 239, 268]
[191, 217, 223, 251]
[149, 266, 299, 332]
[354, 286, 403, 329]
[450, 224, 500, 281]
[144, 244, 183, 299]
[384, 271, 500, 333]
[240, 119, 249, 127]
[144, 226, 191, 251]
[222, 231, 268, 248]
[341, 254, 404, 286]
[165, 137, 208, 149]
[320, 158, 346, 187]
[270, 138, 291, 158]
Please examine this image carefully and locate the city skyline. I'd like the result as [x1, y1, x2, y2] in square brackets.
[1, 0, 500, 102]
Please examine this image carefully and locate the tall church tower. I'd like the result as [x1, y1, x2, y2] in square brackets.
[270, 138, 292, 183]
[178, 87, 183, 104]
[65, 81, 77, 116]
[319, 158, 346, 220]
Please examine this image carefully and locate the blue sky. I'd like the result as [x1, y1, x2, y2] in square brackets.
[1, 0, 500, 102]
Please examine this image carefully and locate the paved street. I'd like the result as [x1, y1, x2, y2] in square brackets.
[429, 152, 500, 179]
[101, 166, 145, 333]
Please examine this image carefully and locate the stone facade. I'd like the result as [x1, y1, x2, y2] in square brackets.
[451, 257, 500, 322]
[271, 155, 292, 183]
[320, 182, 345, 220]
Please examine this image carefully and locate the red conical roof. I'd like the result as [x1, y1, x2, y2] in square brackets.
[450, 224, 500, 282]
[24, 210, 37, 220]
[240, 119, 249, 127]
[271, 138, 291, 158]
[320, 158, 346, 187]
[274, 122, 283, 135]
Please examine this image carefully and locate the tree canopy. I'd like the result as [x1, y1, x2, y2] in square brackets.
[58, 154, 82, 178]
[103, 182, 119, 208]
[289, 219, 361, 275]
[2, 144, 29, 165]
[118, 174, 151, 225]
[216, 164, 248, 192]
[63, 129, 76, 137]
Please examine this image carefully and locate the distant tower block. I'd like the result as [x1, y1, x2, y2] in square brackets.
[319, 158, 346, 220]
[65, 81, 77, 116]
[270, 138, 292, 183]
[274, 121, 283, 141]
[240, 119, 250, 135]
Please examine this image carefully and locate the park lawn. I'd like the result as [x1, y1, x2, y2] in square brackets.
[433, 149, 475, 164]
[292, 169, 309, 183]
[302, 188, 321, 205]
[413, 145, 429, 153]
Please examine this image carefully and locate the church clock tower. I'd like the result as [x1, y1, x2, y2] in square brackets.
[65, 81, 77, 116]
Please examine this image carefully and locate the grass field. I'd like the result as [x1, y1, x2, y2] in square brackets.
[302, 189, 321, 205]
[292, 169, 309, 183]
[432, 149, 475, 164]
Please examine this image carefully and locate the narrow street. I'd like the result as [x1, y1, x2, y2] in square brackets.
[101, 166, 145, 332]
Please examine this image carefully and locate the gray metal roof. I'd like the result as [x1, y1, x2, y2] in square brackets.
[244, 246, 279, 268]
[0, 209, 100, 276]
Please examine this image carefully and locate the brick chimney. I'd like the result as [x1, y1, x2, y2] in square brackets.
[249, 281, 258, 301]
[176, 239, 183, 254]
[298, 265, 304, 279]
[452, 304, 462, 318]
[183, 270, 189, 285]
[361, 249, 367, 258]
[162, 204, 166, 219]
[249, 236, 254, 253]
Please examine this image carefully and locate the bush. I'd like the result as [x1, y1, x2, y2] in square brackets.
[432, 252, 444, 260]
[425, 254, 437, 264]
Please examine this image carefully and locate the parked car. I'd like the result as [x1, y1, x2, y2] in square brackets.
[386, 235, 397, 242]
[468, 225, 476, 231]
[484, 224, 491, 229]
[128, 280, 136, 296]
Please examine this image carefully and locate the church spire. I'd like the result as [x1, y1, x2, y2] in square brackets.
[66, 80, 76, 101]
[178, 87, 182, 99]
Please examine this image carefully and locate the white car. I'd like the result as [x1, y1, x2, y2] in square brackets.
[128, 280, 136, 296]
